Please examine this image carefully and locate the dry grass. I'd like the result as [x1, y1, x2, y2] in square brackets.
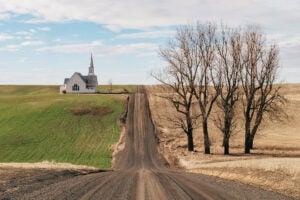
[188, 164, 299, 199]
[0, 161, 97, 170]
[146, 84, 300, 199]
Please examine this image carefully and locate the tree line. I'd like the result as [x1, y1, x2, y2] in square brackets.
[152, 22, 285, 155]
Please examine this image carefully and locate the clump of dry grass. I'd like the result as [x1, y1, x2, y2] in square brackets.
[146, 84, 300, 199]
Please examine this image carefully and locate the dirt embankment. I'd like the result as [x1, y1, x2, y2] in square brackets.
[145, 84, 300, 199]
[111, 96, 130, 169]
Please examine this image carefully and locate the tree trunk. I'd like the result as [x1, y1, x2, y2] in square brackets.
[250, 122, 260, 149]
[224, 137, 229, 155]
[224, 124, 230, 155]
[244, 116, 251, 154]
[186, 117, 194, 151]
[245, 132, 251, 154]
[249, 134, 254, 149]
[187, 132, 194, 151]
[224, 117, 231, 155]
[202, 120, 210, 154]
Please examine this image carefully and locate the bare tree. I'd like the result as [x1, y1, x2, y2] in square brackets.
[240, 26, 285, 154]
[214, 27, 242, 155]
[192, 23, 220, 154]
[152, 25, 199, 151]
[154, 22, 285, 155]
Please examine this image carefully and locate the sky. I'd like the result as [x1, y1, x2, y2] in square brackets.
[0, 0, 299, 85]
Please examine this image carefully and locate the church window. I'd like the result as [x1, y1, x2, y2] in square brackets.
[72, 84, 80, 91]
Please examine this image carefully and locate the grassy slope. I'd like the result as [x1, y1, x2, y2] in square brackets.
[0, 85, 133, 169]
[98, 85, 138, 93]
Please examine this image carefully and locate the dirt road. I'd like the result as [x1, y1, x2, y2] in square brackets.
[3, 86, 292, 199]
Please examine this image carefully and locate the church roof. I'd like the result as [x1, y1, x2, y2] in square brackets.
[64, 78, 69, 84]
[90, 54, 94, 68]
[65, 72, 97, 87]
[74, 72, 86, 82]
[85, 74, 98, 86]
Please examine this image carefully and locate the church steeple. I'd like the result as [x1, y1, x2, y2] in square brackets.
[89, 53, 94, 75]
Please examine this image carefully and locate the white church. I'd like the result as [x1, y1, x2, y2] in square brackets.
[60, 54, 98, 94]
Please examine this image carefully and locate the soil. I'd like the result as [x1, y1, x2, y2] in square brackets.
[0, 86, 293, 200]
[68, 106, 113, 116]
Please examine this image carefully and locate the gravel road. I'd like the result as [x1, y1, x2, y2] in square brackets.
[4, 86, 293, 200]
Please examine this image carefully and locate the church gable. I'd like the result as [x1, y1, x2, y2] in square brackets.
[66, 73, 87, 93]
[70, 73, 86, 85]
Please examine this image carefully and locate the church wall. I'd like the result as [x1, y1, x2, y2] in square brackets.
[66, 73, 97, 94]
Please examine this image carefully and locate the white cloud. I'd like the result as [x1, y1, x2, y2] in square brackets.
[15, 29, 36, 36]
[0, 12, 11, 20]
[18, 57, 27, 63]
[4, 44, 20, 51]
[0, 40, 45, 51]
[102, 43, 158, 56]
[0, 0, 299, 59]
[53, 38, 62, 42]
[117, 30, 175, 39]
[0, 1, 298, 38]
[16, 31, 31, 35]
[32, 67, 46, 72]
[0, 33, 14, 41]
[266, 33, 300, 47]
[21, 40, 45, 46]
[0, 0, 297, 30]
[37, 40, 102, 53]
[104, 25, 122, 32]
[38, 27, 50, 31]
[0, 70, 63, 85]
[37, 40, 158, 56]
[0, 0, 299, 83]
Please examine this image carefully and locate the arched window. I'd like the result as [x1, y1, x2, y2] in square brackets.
[72, 84, 80, 91]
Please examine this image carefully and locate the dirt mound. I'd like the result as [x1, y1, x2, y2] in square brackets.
[68, 106, 113, 116]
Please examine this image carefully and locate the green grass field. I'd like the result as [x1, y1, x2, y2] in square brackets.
[98, 85, 137, 93]
[0, 85, 132, 168]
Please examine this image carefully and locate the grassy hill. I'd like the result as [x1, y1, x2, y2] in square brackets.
[98, 85, 137, 93]
[0, 85, 133, 168]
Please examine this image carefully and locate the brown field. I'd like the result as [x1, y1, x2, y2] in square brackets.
[146, 84, 300, 199]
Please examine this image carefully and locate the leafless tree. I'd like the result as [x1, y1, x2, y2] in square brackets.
[192, 23, 221, 154]
[154, 22, 285, 155]
[213, 27, 242, 155]
[240, 26, 285, 154]
[155, 23, 222, 154]
[152, 25, 200, 151]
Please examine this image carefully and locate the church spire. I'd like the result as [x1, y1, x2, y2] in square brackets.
[89, 53, 94, 75]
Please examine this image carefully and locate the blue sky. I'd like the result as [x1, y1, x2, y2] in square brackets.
[0, 0, 299, 85]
